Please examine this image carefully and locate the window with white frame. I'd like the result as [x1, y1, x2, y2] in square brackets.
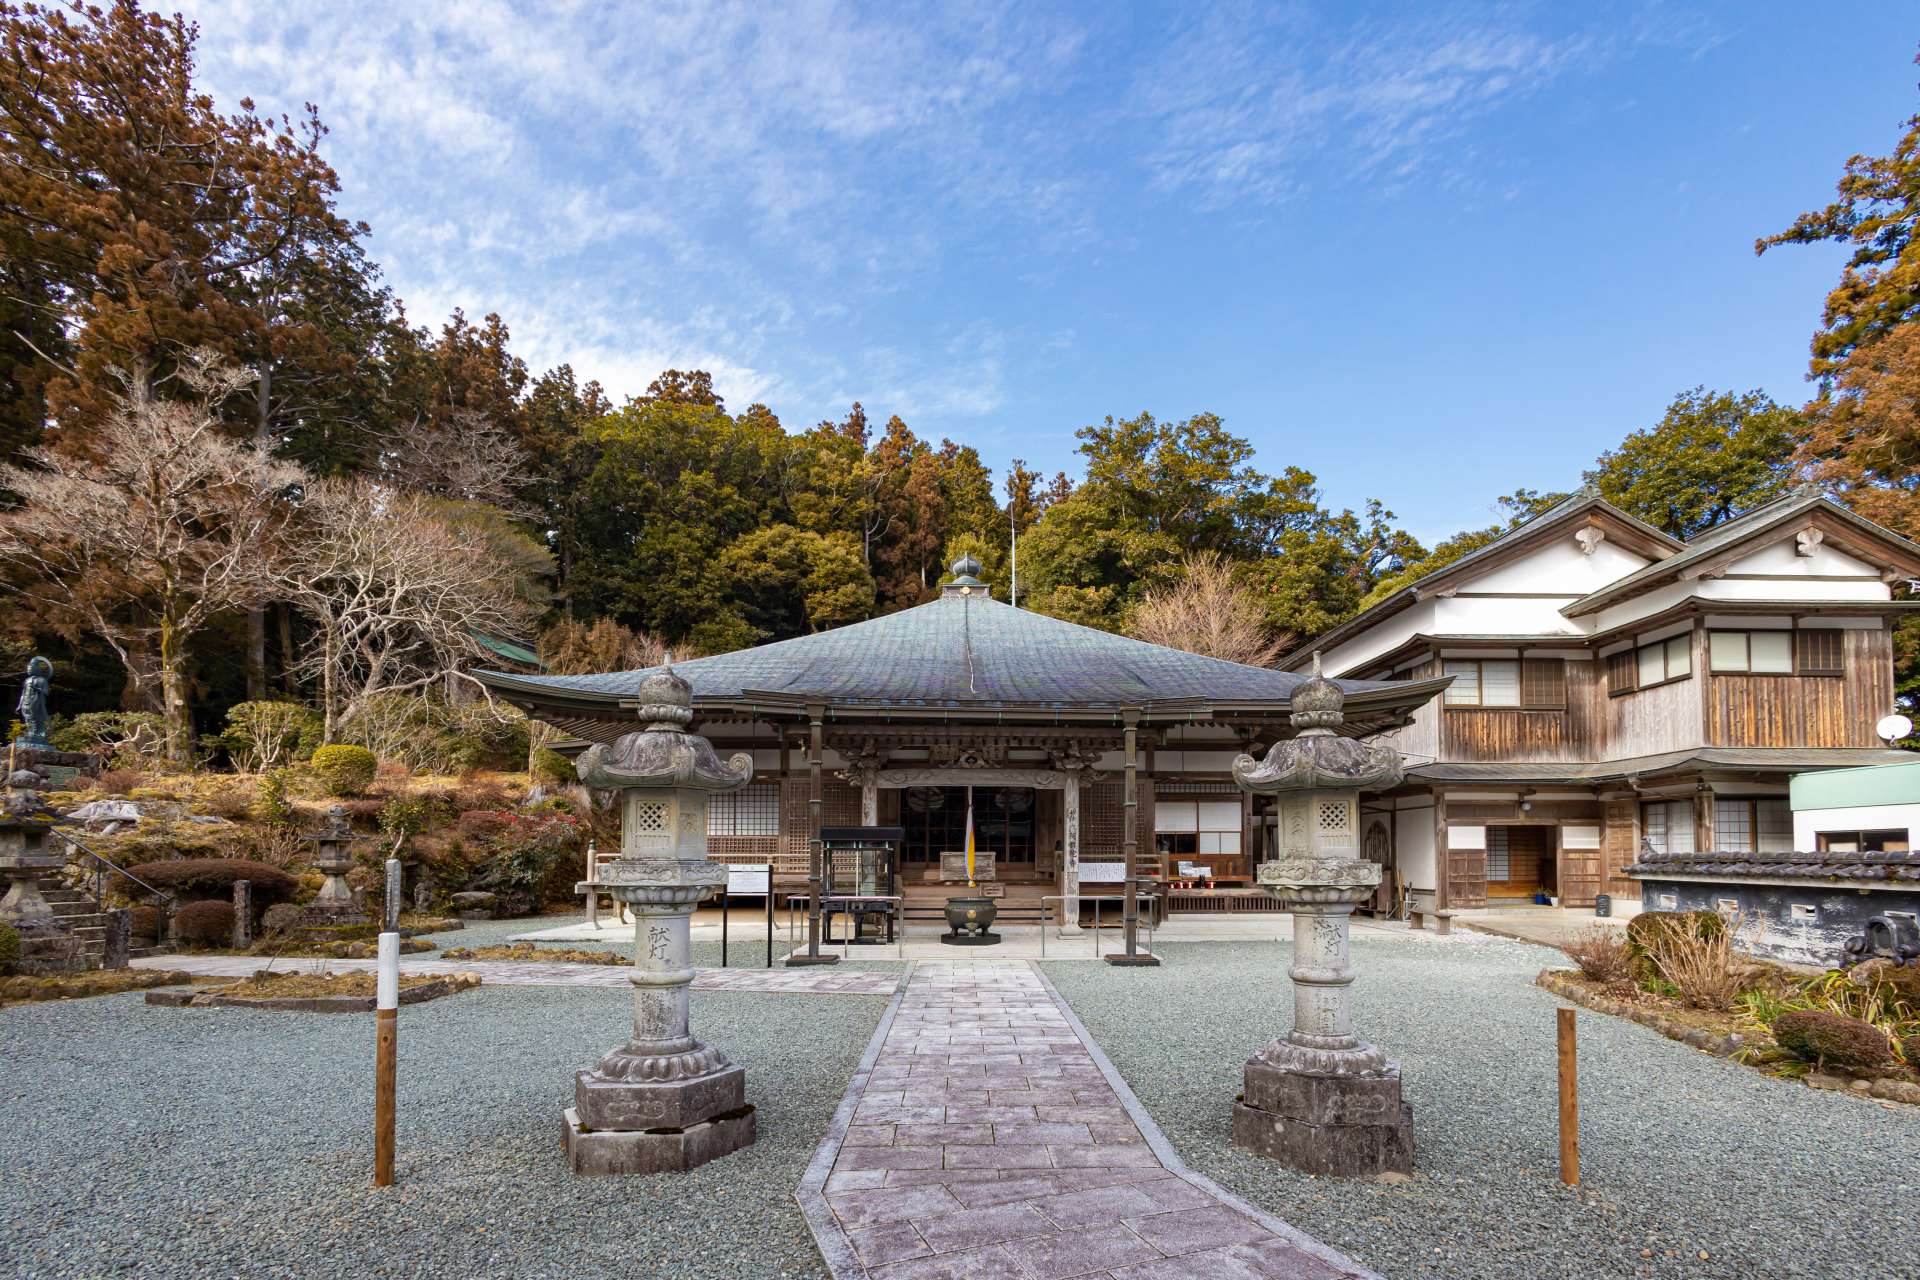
[1609, 635, 1691, 695]
[707, 783, 780, 836]
[1155, 799, 1243, 857]
[1708, 630, 1793, 673]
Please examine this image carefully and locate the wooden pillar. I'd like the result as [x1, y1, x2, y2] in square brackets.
[1693, 784, 1714, 854]
[1061, 769, 1082, 932]
[1433, 790, 1452, 935]
[786, 705, 838, 966]
[1106, 708, 1158, 965]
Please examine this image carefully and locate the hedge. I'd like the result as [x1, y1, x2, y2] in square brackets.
[1772, 1009, 1895, 1070]
[172, 899, 235, 947]
[121, 858, 300, 907]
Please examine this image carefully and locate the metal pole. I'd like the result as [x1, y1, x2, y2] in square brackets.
[374, 930, 399, 1187]
[721, 886, 729, 968]
[584, 837, 598, 930]
[766, 882, 774, 968]
[1558, 1007, 1580, 1186]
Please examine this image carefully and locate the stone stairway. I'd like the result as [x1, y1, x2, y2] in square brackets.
[37, 884, 111, 968]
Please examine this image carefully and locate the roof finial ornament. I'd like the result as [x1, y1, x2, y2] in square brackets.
[943, 552, 988, 597]
[1288, 651, 1345, 734]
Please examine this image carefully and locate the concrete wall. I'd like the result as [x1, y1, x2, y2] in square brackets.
[1639, 876, 1919, 969]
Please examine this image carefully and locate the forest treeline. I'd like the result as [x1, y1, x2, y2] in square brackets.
[1, 4, 1915, 765]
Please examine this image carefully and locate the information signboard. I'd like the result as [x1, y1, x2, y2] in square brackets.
[727, 864, 772, 895]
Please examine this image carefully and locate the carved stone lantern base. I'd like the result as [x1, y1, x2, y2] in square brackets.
[562, 1105, 757, 1177]
[1230, 1065, 1414, 1177]
[1228, 855, 1414, 1176]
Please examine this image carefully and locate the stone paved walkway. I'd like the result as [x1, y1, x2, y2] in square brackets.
[799, 959, 1373, 1280]
[131, 954, 900, 995]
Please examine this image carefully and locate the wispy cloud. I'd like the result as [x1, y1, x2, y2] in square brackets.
[170, 0, 1722, 441]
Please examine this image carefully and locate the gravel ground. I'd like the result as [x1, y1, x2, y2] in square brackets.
[1044, 933, 1920, 1280]
[1, 980, 890, 1279]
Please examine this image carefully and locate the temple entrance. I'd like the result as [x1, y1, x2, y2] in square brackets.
[1487, 825, 1558, 901]
[901, 786, 1037, 870]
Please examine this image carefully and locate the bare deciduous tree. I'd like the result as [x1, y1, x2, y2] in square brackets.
[275, 478, 540, 739]
[538, 617, 676, 675]
[1128, 551, 1287, 667]
[383, 407, 531, 510]
[0, 353, 301, 762]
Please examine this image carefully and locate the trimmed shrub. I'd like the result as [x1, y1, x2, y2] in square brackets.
[1772, 1009, 1895, 1070]
[129, 904, 161, 944]
[172, 899, 235, 947]
[530, 747, 577, 785]
[311, 744, 378, 796]
[0, 922, 19, 974]
[122, 858, 300, 907]
[1901, 1034, 1920, 1067]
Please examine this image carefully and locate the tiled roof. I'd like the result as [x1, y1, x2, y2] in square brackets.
[1625, 848, 1920, 884]
[1408, 746, 1914, 784]
[476, 592, 1436, 714]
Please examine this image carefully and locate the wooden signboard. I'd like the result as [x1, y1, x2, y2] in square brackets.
[939, 849, 996, 882]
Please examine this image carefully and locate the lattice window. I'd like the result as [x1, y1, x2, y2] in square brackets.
[633, 801, 668, 833]
[1317, 800, 1351, 836]
[1486, 826, 1511, 880]
[709, 783, 780, 836]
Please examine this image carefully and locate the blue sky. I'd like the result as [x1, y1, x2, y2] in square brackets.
[176, 1, 1914, 545]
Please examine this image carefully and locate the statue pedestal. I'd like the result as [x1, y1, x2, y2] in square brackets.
[563, 863, 756, 1176]
[1230, 858, 1414, 1176]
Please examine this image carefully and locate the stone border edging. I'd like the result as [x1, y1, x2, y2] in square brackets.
[1537, 968, 1920, 1106]
[144, 975, 475, 1013]
[1027, 960, 1381, 1280]
[793, 961, 916, 1279]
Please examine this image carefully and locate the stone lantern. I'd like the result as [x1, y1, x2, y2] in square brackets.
[302, 805, 363, 919]
[1229, 655, 1414, 1176]
[564, 667, 757, 1175]
[0, 769, 78, 973]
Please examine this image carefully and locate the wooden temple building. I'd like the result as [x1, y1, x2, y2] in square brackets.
[477, 555, 1448, 921]
[1284, 489, 1920, 916]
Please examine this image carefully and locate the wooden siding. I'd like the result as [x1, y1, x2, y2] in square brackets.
[1447, 845, 1487, 908]
[1600, 648, 1705, 757]
[1707, 627, 1892, 748]
[1560, 829, 1601, 908]
[1438, 659, 1601, 763]
[1601, 795, 1642, 901]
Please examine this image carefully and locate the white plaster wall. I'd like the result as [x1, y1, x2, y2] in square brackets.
[1728, 537, 1883, 577]
[1697, 577, 1891, 603]
[1429, 595, 1587, 636]
[1395, 807, 1437, 891]
[1319, 598, 1440, 675]
[1792, 803, 1920, 850]
[1468, 536, 1652, 593]
[1589, 580, 1697, 634]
